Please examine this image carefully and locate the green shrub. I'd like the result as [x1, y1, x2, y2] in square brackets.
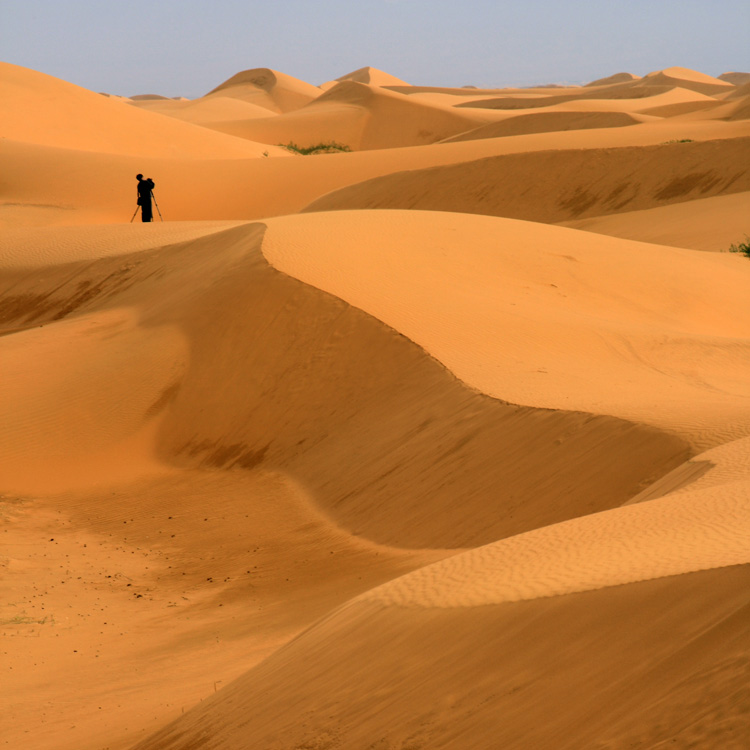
[279, 141, 351, 155]
[728, 236, 750, 259]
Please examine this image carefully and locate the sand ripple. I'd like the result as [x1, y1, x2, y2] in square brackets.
[360, 438, 750, 608]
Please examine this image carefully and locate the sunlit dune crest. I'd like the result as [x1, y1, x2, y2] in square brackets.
[333, 65, 410, 87]
[639, 66, 736, 95]
[2, 60, 749, 750]
[204, 67, 321, 112]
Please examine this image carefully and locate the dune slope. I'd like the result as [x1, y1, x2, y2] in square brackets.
[264, 210, 750, 448]
[134, 566, 750, 750]
[0, 62, 276, 158]
[1, 217, 697, 749]
[0, 221, 688, 548]
[304, 136, 750, 223]
[216, 80, 493, 151]
[442, 110, 644, 142]
[134, 432, 750, 749]
[561, 190, 750, 251]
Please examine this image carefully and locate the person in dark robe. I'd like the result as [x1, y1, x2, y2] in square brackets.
[136, 174, 155, 222]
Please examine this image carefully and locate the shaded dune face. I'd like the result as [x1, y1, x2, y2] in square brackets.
[304, 137, 750, 223]
[585, 72, 641, 86]
[454, 83, 675, 110]
[134, 565, 750, 750]
[0, 223, 687, 549]
[441, 110, 643, 142]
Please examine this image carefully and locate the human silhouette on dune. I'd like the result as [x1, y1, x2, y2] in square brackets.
[136, 174, 155, 222]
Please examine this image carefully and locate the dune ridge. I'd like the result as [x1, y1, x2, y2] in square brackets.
[264, 210, 750, 449]
[304, 136, 750, 224]
[204, 67, 321, 112]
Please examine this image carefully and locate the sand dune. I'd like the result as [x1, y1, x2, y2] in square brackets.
[4, 73, 747, 228]
[0, 62, 280, 158]
[201, 90, 373, 151]
[441, 110, 645, 142]
[204, 67, 321, 113]
[723, 80, 750, 99]
[134, 434, 750, 748]
[330, 65, 410, 87]
[0, 221, 686, 537]
[638, 98, 726, 118]
[651, 92, 750, 123]
[129, 94, 173, 101]
[3, 61, 750, 750]
[562, 190, 750, 251]
[146, 565, 750, 749]
[212, 80, 495, 150]
[304, 136, 750, 226]
[711, 93, 750, 121]
[264, 210, 750, 448]
[641, 66, 736, 95]
[1, 218, 690, 748]
[129, 95, 274, 126]
[456, 81, 721, 111]
[585, 71, 640, 86]
[720, 71, 750, 85]
[7, 112, 748, 231]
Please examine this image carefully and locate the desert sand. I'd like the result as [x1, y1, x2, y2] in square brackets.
[1, 61, 749, 750]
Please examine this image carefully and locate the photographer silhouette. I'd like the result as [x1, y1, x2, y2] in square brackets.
[135, 173, 155, 222]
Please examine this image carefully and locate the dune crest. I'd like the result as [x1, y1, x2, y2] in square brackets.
[640, 66, 735, 94]
[265, 210, 750, 447]
[205, 67, 320, 112]
[333, 65, 410, 87]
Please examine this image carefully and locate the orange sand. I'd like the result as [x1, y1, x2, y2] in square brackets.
[2, 62, 749, 750]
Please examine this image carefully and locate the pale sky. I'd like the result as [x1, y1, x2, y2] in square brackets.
[2, 0, 748, 97]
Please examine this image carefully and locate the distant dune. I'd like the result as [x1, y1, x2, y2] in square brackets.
[441, 110, 644, 142]
[585, 71, 640, 86]
[205, 67, 321, 112]
[329, 64, 410, 87]
[719, 71, 750, 86]
[0, 62, 283, 158]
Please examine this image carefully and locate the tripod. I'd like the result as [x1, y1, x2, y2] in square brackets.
[151, 190, 163, 221]
[129, 191, 163, 222]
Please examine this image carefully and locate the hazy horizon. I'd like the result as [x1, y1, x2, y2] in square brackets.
[2, 0, 748, 98]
